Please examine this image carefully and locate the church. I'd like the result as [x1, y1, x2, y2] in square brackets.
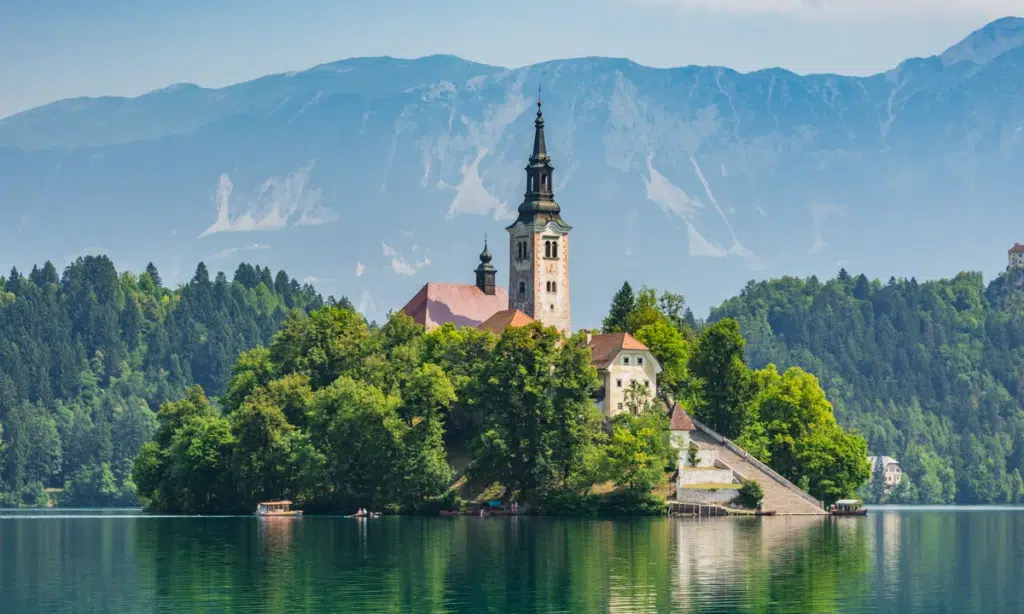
[400, 98, 572, 334]
[399, 96, 665, 420]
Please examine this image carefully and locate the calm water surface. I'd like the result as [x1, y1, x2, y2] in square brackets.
[1, 506, 1022, 613]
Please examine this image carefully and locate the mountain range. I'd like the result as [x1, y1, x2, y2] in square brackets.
[2, 17, 1024, 326]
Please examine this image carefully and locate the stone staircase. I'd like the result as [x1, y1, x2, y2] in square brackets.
[688, 421, 827, 516]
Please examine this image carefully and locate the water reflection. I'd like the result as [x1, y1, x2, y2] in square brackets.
[2, 509, 1023, 613]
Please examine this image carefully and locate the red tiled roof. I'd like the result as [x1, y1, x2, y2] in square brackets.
[477, 309, 535, 334]
[668, 403, 695, 431]
[400, 283, 509, 331]
[586, 332, 650, 370]
[1010, 243, 1024, 254]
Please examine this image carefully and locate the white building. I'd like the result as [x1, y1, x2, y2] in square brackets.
[1009, 243, 1024, 268]
[585, 331, 662, 416]
[868, 456, 905, 493]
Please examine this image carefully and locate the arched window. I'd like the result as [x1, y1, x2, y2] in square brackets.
[551, 281, 557, 292]
[552, 242, 559, 258]
[544, 241, 551, 258]
[519, 281, 526, 294]
[545, 281, 550, 292]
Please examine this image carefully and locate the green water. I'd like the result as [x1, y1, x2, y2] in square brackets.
[1, 507, 1022, 613]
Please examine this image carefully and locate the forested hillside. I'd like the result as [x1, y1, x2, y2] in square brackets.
[0, 257, 324, 507]
[711, 270, 1024, 504]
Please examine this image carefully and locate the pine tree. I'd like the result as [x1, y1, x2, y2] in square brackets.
[602, 281, 636, 333]
[144, 263, 162, 288]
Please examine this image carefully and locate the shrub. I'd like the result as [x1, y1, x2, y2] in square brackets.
[734, 480, 764, 509]
[686, 444, 700, 467]
[409, 489, 465, 515]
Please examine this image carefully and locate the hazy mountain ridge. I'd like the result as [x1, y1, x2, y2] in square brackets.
[1, 19, 1023, 325]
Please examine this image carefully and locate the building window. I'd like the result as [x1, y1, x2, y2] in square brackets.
[616, 379, 622, 388]
[637, 356, 644, 366]
[623, 356, 630, 365]
[544, 241, 551, 258]
[617, 403, 623, 411]
[550, 304, 554, 311]
[644, 380, 650, 389]
[519, 282, 526, 294]
[552, 242, 558, 258]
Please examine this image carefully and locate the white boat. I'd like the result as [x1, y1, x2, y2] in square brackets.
[256, 500, 303, 517]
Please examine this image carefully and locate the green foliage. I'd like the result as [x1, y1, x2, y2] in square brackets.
[469, 324, 601, 499]
[735, 480, 764, 509]
[606, 410, 672, 492]
[686, 444, 700, 468]
[689, 319, 757, 438]
[529, 489, 668, 517]
[712, 270, 1024, 504]
[634, 318, 691, 400]
[602, 282, 636, 333]
[0, 256, 324, 506]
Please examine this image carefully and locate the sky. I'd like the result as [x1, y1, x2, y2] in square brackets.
[0, 0, 1018, 118]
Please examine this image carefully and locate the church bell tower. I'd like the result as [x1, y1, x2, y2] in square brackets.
[506, 97, 572, 334]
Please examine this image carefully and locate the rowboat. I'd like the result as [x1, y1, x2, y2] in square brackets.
[256, 500, 303, 517]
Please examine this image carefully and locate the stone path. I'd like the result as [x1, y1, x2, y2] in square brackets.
[710, 443, 827, 515]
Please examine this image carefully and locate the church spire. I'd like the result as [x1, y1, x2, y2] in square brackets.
[510, 89, 563, 226]
[531, 95, 548, 163]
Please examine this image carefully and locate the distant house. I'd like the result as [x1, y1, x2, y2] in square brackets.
[1010, 243, 1024, 268]
[868, 456, 905, 493]
[585, 331, 662, 416]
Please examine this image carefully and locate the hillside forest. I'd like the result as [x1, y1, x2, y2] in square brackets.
[0, 257, 324, 506]
[712, 270, 1024, 504]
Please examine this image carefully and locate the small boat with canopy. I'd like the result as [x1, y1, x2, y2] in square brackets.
[829, 499, 867, 516]
[256, 500, 303, 517]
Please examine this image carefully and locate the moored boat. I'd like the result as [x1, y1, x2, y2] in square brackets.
[830, 499, 867, 516]
[256, 500, 303, 517]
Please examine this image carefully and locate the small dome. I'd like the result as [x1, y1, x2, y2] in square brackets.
[479, 238, 492, 264]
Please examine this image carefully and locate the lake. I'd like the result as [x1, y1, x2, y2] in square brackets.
[1, 507, 1022, 613]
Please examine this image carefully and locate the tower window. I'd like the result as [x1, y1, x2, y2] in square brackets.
[519, 281, 526, 294]
[544, 241, 551, 258]
[551, 281, 557, 292]
[552, 242, 558, 258]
